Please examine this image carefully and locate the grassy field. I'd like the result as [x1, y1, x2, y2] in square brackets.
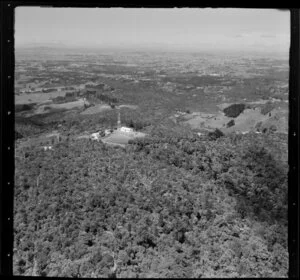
[81, 104, 112, 115]
[182, 104, 288, 134]
[102, 130, 146, 146]
[118, 104, 139, 110]
[29, 99, 85, 115]
[15, 91, 67, 105]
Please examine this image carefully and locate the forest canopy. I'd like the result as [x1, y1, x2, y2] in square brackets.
[13, 128, 288, 278]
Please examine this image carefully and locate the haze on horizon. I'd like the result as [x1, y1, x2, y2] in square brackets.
[15, 7, 290, 54]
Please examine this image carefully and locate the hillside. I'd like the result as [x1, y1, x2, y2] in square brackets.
[13, 127, 288, 277]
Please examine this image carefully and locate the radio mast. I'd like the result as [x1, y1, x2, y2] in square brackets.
[117, 109, 121, 129]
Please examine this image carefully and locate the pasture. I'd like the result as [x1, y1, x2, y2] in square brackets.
[15, 90, 67, 105]
[183, 105, 288, 134]
[102, 130, 146, 146]
[81, 104, 112, 115]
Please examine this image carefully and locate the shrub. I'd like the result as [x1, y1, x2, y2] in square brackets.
[15, 131, 23, 140]
[261, 102, 275, 115]
[227, 119, 235, 128]
[223, 104, 245, 118]
[15, 103, 35, 113]
[208, 129, 224, 140]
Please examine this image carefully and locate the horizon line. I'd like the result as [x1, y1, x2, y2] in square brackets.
[15, 43, 289, 55]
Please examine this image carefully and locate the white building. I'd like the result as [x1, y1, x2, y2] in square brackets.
[91, 132, 101, 141]
[120, 127, 134, 133]
[104, 129, 112, 136]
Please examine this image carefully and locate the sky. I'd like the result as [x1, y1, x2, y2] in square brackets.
[15, 8, 290, 53]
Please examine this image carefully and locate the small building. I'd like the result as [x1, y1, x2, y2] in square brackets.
[120, 127, 134, 133]
[91, 132, 101, 141]
[45, 132, 61, 144]
[104, 129, 112, 136]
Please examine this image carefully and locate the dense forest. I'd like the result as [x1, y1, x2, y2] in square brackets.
[13, 125, 288, 277]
